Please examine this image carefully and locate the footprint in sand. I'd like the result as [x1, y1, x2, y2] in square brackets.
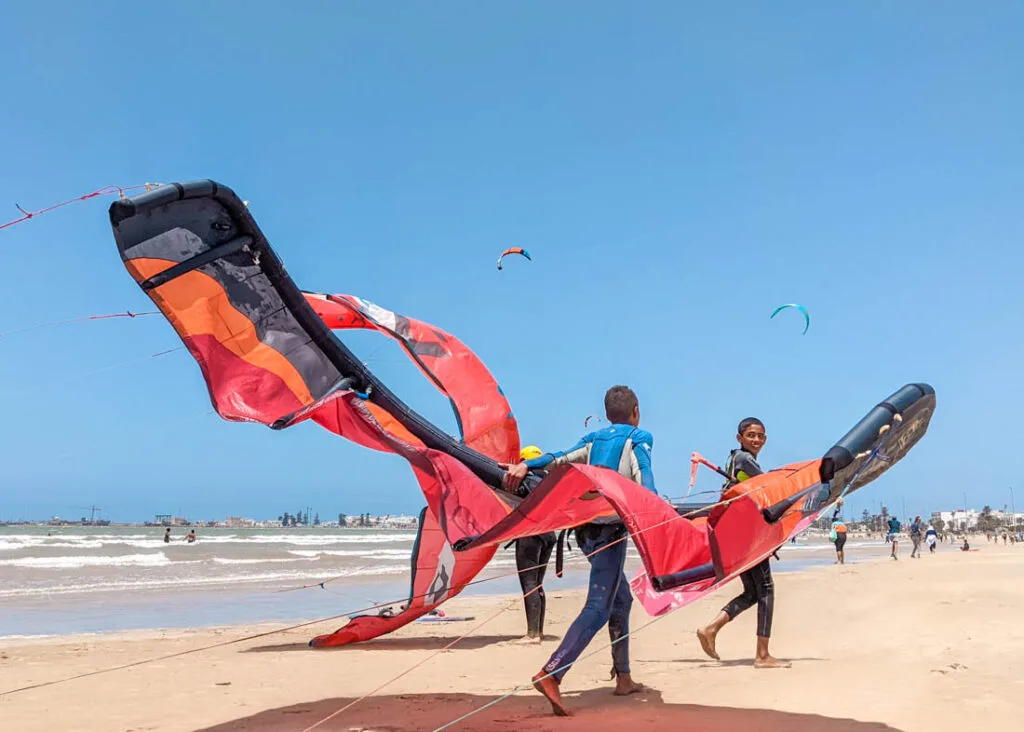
[931, 663, 968, 674]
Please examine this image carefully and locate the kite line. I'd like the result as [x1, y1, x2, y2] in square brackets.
[0, 184, 161, 232]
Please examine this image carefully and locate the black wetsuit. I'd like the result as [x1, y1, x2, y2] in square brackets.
[516, 532, 557, 636]
[720, 449, 776, 638]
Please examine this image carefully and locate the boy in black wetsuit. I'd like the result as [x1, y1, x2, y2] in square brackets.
[696, 417, 790, 669]
[514, 445, 557, 644]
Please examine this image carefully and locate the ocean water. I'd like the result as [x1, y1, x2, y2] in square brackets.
[0, 526, 881, 637]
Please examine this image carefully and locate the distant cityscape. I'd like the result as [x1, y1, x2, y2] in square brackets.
[0, 510, 420, 529]
[810, 505, 1023, 534]
[3, 504, 1020, 534]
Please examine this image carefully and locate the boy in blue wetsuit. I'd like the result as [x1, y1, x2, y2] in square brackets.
[503, 385, 655, 717]
[696, 417, 790, 669]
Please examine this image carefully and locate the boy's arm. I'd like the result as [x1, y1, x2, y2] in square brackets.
[731, 452, 763, 481]
[631, 438, 657, 495]
[523, 438, 591, 470]
[503, 439, 589, 494]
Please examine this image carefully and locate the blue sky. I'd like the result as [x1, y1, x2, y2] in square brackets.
[1, 2, 1020, 523]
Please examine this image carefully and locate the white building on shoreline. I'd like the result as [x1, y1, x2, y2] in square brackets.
[933, 509, 1024, 530]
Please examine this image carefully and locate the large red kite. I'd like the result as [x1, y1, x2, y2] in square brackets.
[109, 181, 936, 645]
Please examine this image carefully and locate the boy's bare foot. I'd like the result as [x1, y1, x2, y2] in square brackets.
[754, 655, 792, 669]
[532, 671, 571, 716]
[512, 635, 542, 645]
[696, 627, 720, 660]
[613, 673, 650, 696]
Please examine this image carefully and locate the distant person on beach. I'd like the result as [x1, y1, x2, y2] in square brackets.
[185, 530, 196, 544]
[163, 528, 171, 543]
[961, 537, 970, 551]
[909, 516, 924, 558]
[830, 500, 848, 564]
[887, 516, 901, 559]
[926, 525, 938, 553]
[513, 444, 557, 645]
[697, 417, 790, 669]
[503, 385, 655, 716]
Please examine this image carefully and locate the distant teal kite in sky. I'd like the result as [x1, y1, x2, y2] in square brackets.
[770, 303, 810, 335]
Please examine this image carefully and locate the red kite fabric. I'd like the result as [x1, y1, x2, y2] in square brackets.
[302, 292, 519, 464]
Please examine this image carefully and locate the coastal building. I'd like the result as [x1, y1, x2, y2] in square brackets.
[377, 514, 419, 529]
[224, 516, 256, 528]
[933, 509, 1024, 530]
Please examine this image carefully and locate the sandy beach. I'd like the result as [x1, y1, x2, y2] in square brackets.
[1, 541, 1019, 731]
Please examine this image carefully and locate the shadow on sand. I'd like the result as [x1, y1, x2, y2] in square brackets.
[243, 634, 525, 654]
[198, 689, 904, 731]
[636, 656, 826, 668]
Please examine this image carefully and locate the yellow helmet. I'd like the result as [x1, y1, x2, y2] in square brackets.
[520, 445, 543, 460]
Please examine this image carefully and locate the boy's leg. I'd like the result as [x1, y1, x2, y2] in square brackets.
[515, 537, 544, 642]
[698, 570, 756, 660]
[602, 542, 645, 694]
[534, 533, 555, 636]
[750, 559, 774, 638]
[534, 526, 620, 715]
[750, 559, 790, 668]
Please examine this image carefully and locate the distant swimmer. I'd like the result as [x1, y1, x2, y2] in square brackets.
[926, 525, 938, 554]
[164, 528, 171, 544]
[697, 417, 791, 669]
[503, 386, 655, 716]
[185, 529, 196, 544]
[887, 516, 901, 560]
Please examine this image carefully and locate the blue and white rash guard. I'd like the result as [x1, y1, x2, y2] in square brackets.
[523, 424, 657, 524]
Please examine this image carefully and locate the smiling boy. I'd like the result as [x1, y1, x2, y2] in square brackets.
[695, 417, 790, 669]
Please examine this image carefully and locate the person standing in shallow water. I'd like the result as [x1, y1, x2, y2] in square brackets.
[696, 417, 791, 669]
